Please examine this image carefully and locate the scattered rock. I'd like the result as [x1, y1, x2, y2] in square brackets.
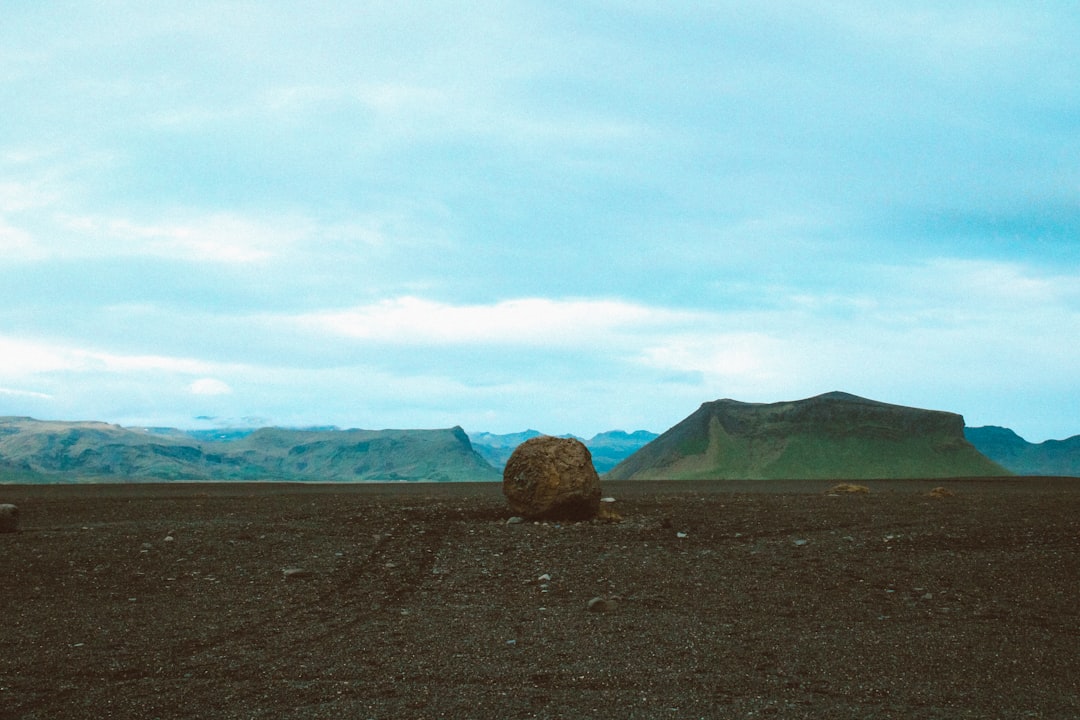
[502, 436, 601, 520]
[0, 504, 18, 533]
[827, 483, 870, 494]
[587, 596, 618, 613]
[595, 504, 622, 524]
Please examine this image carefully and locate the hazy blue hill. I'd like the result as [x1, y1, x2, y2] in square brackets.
[0, 417, 499, 482]
[469, 429, 658, 473]
[469, 430, 544, 469]
[607, 392, 1010, 480]
[585, 430, 660, 473]
[965, 426, 1080, 476]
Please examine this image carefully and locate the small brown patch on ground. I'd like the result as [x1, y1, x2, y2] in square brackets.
[826, 482, 871, 494]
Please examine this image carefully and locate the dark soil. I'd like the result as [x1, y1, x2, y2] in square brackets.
[2, 478, 1078, 719]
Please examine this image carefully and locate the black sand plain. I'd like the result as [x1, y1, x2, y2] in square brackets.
[2, 477, 1078, 719]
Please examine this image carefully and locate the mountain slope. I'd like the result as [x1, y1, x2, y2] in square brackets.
[0, 417, 499, 482]
[607, 392, 1009, 480]
[965, 426, 1080, 476]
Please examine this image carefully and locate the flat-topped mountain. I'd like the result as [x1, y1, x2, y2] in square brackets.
[606, 392, 1010, 480]
[0, 417, 499, 482]
[965, 426, 1080, 476]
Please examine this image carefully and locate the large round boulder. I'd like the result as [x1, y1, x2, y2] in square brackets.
[0, 504, 18, 533]
[502, 436, 601, 520]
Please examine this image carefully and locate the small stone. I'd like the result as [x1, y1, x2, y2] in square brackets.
[282, 567, 310, 580]
[922, 592, 934, 600]
[0, 504, 19, 533]
[163, 536, 175, 542]
[537, 573, 551, 582]
[587, 596, 617, 613]
[793, 539, 808, 547]
[676, 531, 688, 539]
[600, 497, 616, 503]
[506, 516, 525, 525]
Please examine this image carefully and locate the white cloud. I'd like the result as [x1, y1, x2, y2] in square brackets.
[0, 217, 39, 257]
[60, 212, 307, 264]
[0, 386, 52, 400]
[189, 378, 233, 396]
[636, 332, 790, 387]
[0, 335, 217, 377]
[299, 296, 702, 347]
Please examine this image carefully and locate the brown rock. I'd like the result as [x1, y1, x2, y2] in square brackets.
[0, 504, 18, 533]
[502, 436, 601, 520]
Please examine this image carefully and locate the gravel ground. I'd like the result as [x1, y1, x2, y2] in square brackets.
[2, 478, 1078, 719]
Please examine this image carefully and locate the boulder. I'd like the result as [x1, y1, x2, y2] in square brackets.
[0, 504, 18, 533]
[502, 436, 601, 520]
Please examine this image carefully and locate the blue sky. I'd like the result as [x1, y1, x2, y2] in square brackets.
[1, 2, 1078, 441]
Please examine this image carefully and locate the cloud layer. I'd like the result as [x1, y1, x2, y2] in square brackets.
[1, 3, 1077, 441]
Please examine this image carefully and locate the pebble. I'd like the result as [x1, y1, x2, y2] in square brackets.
[793, 539, 808, 547]
[676, 531, 688, 539]
[587, 596, 618, 613]
[600, 497, 616, 503]
[506, 516, 525, 525]
[282, 567, 311, 580]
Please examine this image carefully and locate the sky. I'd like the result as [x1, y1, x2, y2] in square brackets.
[1, 2, 1078, 441]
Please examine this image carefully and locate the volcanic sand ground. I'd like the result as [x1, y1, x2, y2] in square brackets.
[2, 478, 1078, 719]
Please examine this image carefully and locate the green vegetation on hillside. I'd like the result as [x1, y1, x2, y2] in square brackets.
[0, 418, 500, 483]
[608, 392, 1010, 480]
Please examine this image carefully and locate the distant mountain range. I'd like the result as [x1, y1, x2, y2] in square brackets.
[0, 418, 499, 483]
[964, 426, 1080, 476]
[469, 429, 658, 473]
[607, 392, 1010, 480]
[3, 394, 1077, 483]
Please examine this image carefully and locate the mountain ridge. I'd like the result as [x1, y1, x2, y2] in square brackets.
[0, 417, 499, 483]
[468, 429, 659, 473]
[964, 426, 1080, 476]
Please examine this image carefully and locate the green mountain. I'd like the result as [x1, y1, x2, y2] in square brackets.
[964, 426, 1080, 476]
[0, 417, 499, 482]
[606, 392, 1010, 480]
